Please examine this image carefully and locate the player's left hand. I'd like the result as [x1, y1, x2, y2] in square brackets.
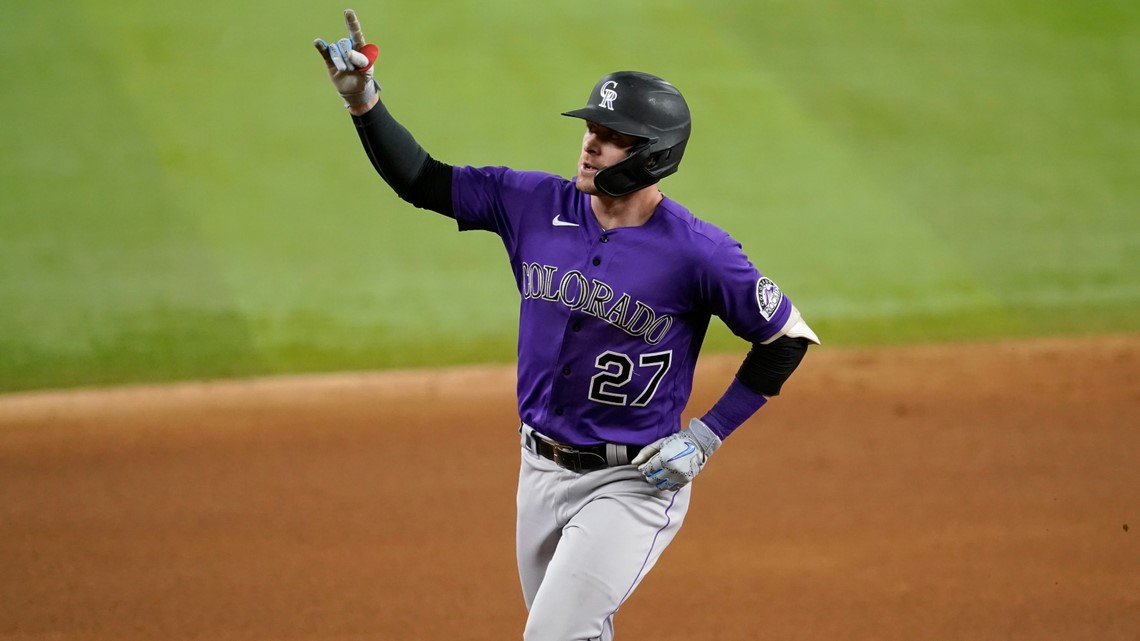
[632, 418, 722, 492]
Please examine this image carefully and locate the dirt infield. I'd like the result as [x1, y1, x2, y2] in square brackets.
[2, 335, 1138, 640]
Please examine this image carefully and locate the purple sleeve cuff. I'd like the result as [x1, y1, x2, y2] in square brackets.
[700, 377, 769, 440]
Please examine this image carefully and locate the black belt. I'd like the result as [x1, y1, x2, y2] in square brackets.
[522, 426, 639, 473]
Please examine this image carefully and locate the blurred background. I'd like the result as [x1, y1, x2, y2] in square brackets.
[2, 0, 1137, 392]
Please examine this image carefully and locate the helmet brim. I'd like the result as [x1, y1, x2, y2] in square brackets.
[562, 107, 657, 143]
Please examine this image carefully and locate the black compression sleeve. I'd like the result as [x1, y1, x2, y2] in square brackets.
[735, 334, 810, 396]
[351, 100, 454, 217]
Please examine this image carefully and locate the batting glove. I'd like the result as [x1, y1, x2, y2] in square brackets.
[631, 418, 722, 492]
[313, 9, 380, 109]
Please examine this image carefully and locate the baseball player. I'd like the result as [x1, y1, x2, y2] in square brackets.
[315, 10, 819, 640]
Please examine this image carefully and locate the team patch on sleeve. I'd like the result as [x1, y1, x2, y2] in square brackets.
[755, 277, 783, 320]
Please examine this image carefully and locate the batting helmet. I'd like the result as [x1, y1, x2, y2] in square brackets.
[562, 71, 691, 197]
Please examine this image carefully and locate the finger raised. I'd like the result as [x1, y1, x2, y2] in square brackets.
[345, 9, 366, 48]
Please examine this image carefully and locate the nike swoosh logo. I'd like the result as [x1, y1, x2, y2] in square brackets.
[552, 215, 579, 227]
[666, 442, 697, 462]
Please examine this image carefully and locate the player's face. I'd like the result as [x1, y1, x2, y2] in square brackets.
[575, 122, 639, 195]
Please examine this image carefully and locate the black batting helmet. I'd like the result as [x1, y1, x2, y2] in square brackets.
[562, 71, 691, 197]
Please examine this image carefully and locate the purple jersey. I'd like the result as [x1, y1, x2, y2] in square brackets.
[451, 166, 797, 447]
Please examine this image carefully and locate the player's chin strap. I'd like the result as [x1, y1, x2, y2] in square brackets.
[631, 418, 721, 492]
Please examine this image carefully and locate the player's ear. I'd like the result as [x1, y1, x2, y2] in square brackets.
[646, 149, 673, 170]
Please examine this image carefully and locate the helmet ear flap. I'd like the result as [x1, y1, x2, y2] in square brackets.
[645, 138, 687, 179]
[593, 143, 655, 197]
[594, 137, 689, 197]
[646, 148, 671, 170]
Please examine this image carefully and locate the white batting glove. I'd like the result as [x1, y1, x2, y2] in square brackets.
[313, 9, 380, 109]
[631, 418, 722, 492]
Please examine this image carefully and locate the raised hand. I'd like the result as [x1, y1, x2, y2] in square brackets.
[313, 9, 381, 109]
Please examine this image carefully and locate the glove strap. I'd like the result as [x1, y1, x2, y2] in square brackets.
[343, 78, 381, 109]
[685, 417, 722, 456]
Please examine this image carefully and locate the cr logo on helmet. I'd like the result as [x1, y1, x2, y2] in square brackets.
[598, 80, 618, 110]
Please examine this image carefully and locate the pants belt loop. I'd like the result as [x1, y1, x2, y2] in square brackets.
[605, 442, 625, 467]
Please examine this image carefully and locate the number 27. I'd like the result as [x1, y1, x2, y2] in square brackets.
[588, 350, 672, 407]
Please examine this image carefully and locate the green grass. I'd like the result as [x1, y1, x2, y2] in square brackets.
[1, 0, 1138, 392]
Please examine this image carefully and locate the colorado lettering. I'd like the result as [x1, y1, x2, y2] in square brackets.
[522, 262, 673, 345]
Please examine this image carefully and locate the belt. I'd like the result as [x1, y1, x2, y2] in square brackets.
[520, 423, 639, 473]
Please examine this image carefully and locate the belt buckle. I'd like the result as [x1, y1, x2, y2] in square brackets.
[551, 444, 580, 472]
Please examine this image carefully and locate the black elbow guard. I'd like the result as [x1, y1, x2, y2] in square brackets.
[736, 334, 810, 397]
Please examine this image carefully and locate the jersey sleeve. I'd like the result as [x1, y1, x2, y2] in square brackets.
[450, 165, 512, 233]
[697, 237, 799, 345]
[450, 165, 563, 255]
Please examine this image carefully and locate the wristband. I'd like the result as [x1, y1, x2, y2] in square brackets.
[700, 377, 768, 440]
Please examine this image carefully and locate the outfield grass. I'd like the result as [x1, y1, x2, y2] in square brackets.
[1, 0, 1137, 392]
